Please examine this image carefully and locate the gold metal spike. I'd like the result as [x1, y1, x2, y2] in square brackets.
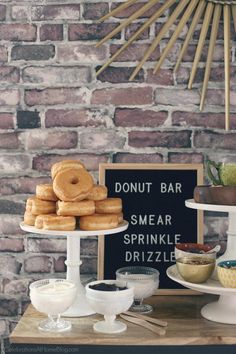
[96, 0, 176, 77]
[232, 4, 236, 31]
[98, 0, 139, 23]
[188, 1, 214, 89]
[200, 4, 222, 111]
[153, 0, 199, 74]
[174, 0, 206, 73]
[96, 0, 159, 48]
[224, 4, 231, 131]
[129, 0, 191, 81]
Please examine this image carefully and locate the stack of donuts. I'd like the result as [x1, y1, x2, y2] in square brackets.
[23, 160, 123, 231]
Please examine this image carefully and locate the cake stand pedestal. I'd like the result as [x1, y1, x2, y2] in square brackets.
[20, 221, 129, 318]
[167, 264, 236, 324]
[167, 199, 236, 324]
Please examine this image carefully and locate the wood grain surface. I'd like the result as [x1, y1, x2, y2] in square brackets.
[10, 295, 236, 346]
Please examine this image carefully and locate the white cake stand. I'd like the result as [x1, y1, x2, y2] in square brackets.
[20, 221, 129, 317]
[167, 199, 236, 324]
[167, 264, 236, 324]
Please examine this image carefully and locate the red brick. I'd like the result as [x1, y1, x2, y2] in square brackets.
[80, 130, 125, 150]
[54, 256, 66, 272]
[24, 88, 90, 106]
[205, 89, 236, 107]
[81, 239, 97, 256]
[114, 108, 167, 127]
[32, 5, 80, 20]
[57, 44, 107, 63]
[40, 24, 63, 41]
[33, 154, 109, 172]
[172, 111, 236, 130]
[0, 46, 7, 62]
[0, 237, 24, 252]
[155, 88, 200, 106]
[27, 238, 66, 253]
[0, 24, 36, 41]
[0, 133, 19, 149]
[0, 215, 23, 235]
[83, 3, 108, 19]
[11, 6, 30, 21]
[0, 113, 14, 129]
[0, 154, 30, 173]
[168, 152, 204, 163]
[24, 255, 53, 273]
[146, 68, 174, 85]
[23, 66, 91, 84]
[12, 45, 55, 61]
[92, 87, 153, 105]
[0, 300, 18, 316]
[68, 23, 120, 41]
[194, 131, 236, 150]
[0, 176, 50, 195]
[183, 43, 224, 63]
[45, 109, 106, 128]
[129, 130, 191, 148]
[81, 257, 97, 274]
[0, 5, 6, 21]
[97, 66, 144, 83]
[4, 279, 29, 295]
[111, 2, 162, 18]
[0, 66, 19, 83]
[0, 89, 20, 105]
[210, 66, 236, 84]
[0, 320, 9, 337]
[125, 23, 149, 40]
[26, 131, 78, 150]
[114, 153, 163, 163]
[0, 254, 21, 274]
[110, 43, 160, 62]
[0, 199, 24, 214]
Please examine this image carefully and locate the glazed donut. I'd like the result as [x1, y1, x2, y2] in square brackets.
[24, 211, 36, 226]
[36, 184, 58, 202]
[116, 212, 123, 224]
[56, 200, 95, 216]
[53, 168, 93, 202]
[95, 198, 122, 214]
[35, 214, 76, 231]
[51, 160, 85, 180]
[26, 196, 56, 215]
[79, 214, 119, 231]
[87, 185, 108, 201]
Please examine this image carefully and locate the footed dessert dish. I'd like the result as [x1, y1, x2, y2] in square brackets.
[85, 280, 134, 334]
[23, 159, 124, 231]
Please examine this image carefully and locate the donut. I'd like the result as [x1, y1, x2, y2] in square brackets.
[35, 214, 76, 231]
[79, 214, 119, 231]
[36, 184, 58, 202]
[24, 211, 36, 226]
[116, 212, 123, 224]
[95, 198, 122, 214]
[26, 196, 56, 215]
[51, 160, 85, 180]
[87, 185, 108, 201]
[53, 168, 93, 202]
[56, 200, 95, 216]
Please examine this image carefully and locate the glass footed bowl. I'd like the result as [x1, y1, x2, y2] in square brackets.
[116, 266, 159, 314]
[85, 280, 134, 334]
[29, 279, 77, 332]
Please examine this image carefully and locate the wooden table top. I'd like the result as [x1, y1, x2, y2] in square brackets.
[10, 295, 236, 346]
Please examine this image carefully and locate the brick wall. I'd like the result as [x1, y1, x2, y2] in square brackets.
[0, 0, 235, 350]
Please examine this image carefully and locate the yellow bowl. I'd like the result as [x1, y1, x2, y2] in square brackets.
[176, 257, 215, 283]
[217, 260, 236, 288]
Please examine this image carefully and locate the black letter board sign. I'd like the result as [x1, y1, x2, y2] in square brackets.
[98, 163, 203, 294]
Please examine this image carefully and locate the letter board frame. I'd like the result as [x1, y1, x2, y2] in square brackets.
[98, 163, 203, 295]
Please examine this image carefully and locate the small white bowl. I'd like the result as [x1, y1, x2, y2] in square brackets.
[85, 280, 134, 334]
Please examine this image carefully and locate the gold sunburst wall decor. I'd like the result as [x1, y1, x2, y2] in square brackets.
[95, 0, 236, 131]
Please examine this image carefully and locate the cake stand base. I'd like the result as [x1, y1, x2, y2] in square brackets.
[201, 295, 236, 324]
[62, 286, 94, 317]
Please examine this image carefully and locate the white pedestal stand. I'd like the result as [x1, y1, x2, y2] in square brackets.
[20, 221, 129, 317]
[167, 199, 236, 324]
